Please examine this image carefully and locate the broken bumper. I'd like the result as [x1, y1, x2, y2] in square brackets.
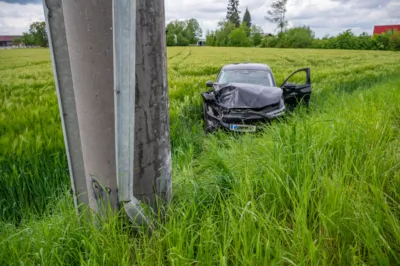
[205, 105, 286, 132]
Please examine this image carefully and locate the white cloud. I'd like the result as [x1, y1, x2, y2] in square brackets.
[285, 0, 399, 36]
[0, 0, 399, 38]
[0, 2, 44, 35]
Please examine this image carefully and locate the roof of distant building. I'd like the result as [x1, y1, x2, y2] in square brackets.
[0, 35, 22, 42]
[373, 25, 400, 35]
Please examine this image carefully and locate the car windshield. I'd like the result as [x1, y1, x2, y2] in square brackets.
[217, 69, 274, 87]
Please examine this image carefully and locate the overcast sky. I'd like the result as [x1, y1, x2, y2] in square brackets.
[0, 0, 399, 38]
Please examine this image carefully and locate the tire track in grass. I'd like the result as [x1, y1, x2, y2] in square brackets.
[170, 47, 192, 75]
[168, 47, 190, 64]
[167, 47, 185, 60]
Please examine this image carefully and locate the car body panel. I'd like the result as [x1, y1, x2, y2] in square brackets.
[212, 83, 283, 109]
[280, 67, 312, 107]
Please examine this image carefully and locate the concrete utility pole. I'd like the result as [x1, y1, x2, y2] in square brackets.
[42, 0, 89, 214]
[61, 0, 119, 218]
[43, 0, 172, 223]
[134, 0, 172, 214]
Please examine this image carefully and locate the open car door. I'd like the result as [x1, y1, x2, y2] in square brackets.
[280, 67, 311, 108]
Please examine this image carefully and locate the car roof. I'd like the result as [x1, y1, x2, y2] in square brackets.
[221, 63, 272, 71]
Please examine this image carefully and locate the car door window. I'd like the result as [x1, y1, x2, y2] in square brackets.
[280, 68, 311, 88]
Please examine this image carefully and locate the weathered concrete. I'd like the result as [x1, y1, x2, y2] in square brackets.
[42, 0, 89, 213]
[62, 0, 119, 216]
[134, 0, 172, 212]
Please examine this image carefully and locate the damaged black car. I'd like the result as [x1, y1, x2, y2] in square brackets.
[201, 63, 312, 133]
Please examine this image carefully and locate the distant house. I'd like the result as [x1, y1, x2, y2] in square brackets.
[263, 33, 274, 38]
[373, 25, 400, 35]
[197, 39, 206, 46]
[0, 35, 22, 47]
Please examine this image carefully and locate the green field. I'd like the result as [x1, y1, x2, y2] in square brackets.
[1, 47, 400, 265]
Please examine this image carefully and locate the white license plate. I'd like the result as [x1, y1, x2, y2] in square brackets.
[229, 124, 256, 132]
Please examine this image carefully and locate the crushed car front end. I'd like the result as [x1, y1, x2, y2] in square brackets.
[202, 83, 286, 132]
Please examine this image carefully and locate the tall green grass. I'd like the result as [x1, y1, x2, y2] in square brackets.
[0, 47, 399, 265]
[0, 49, 68, 223]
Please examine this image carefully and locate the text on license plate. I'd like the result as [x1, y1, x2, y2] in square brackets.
[229, 124, 256, 132]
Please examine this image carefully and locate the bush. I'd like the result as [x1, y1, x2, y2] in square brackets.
[205, 24, 399, 52]
[261, 35, 278, 48]
[388, 29, 400, 51]
[335, 29, 358, 49]
[285, 26, 315, 48]
[228, 26, 251, 47]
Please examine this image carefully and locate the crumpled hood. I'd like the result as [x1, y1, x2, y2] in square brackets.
[214, 82, 283, 109]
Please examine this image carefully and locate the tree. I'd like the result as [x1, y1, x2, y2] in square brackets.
[165, 18, 202, 46]
[242, 7, 252, 28]
[166, 20, 187, 46]
[185, 18, 203, 44]
[23, 21, 48, 47]
[215, 20, 237, 46]
[240, 21, 251, 38]
[228, 25, 251, 47]
[226, 0, 241, 28]
[388, 29, 400, 51]
[285, 26, 315, 48]
[335, 29, 357, 49]
[250, 25, 264, 46]
[372, 32, 390, 50]
[205, 30, 216, 46]
[357, 32, 373, 50]
[12, 38, 22, 46]
[265, 0, 289, 34]
[166, 32, 177, 46]
[21, 32, 34, 46]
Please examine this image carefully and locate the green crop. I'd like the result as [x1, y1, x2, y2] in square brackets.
[0, 47, 399, 265]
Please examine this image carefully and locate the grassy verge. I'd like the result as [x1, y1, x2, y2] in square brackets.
[0, 48, 399, 265]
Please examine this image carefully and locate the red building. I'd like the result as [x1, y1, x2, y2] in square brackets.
[373, 25, 400, 35]
[0, 35, 22, 47]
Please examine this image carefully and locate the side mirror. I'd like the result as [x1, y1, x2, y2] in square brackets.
[206, 80, 214, 87]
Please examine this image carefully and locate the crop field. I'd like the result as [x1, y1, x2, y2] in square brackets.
[1, 47, 400, 265]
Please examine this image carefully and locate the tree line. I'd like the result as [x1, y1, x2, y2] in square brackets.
[12, 1, 400, 52]
[13, 21, 48, 47]
[259, 26, 400, 51]
[166, 0, 400, 51]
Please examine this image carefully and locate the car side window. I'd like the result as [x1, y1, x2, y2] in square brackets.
[218, 71, 228, 84]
